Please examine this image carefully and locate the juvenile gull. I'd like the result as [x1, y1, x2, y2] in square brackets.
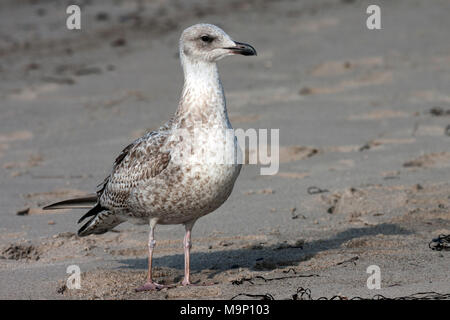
[44, 23, 257, 291]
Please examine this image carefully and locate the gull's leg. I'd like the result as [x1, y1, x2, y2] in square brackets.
[135, 218, 164, 291]
[181, 219, 196, 286]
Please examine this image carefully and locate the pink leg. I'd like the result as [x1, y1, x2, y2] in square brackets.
[182, 221, 195, 286]
[135, 219, 165, 292]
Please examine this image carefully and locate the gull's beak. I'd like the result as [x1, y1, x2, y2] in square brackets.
[224, 41, 257, 56]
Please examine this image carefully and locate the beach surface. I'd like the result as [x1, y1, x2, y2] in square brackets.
[0, 0, 449, 299]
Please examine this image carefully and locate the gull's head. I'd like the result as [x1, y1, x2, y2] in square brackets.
[180, 23, 257, 63]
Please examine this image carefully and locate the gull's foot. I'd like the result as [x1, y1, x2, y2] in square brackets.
[135, 281, 165, 292]
[182, 278, 192, 286]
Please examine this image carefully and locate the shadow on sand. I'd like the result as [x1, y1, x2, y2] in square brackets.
[117, 223, 412, 275]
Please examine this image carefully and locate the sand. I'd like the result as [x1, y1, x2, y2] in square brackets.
[0, 0, 449, 299]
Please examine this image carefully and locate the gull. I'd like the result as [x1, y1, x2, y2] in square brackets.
[44, 23, 257, 291]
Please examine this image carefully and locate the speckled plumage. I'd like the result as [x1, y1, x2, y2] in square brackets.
[92, 116, 241, 230]
[44, 24, 256, 289]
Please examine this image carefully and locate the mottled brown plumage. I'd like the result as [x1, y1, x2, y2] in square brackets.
[44, 23, 257, 290]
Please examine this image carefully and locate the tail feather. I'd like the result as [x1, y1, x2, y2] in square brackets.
[77, 203, 104, 224]
[77, 211, 125, 237]
[42, 195, 124, 237]
[43, 195, 98, 210]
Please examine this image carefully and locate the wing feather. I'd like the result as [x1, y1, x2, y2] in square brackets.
[98, 124, 172, 209]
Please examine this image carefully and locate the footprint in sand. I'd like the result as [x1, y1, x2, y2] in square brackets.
[403, 152, 450, 169]
[245, 146, 319, 165]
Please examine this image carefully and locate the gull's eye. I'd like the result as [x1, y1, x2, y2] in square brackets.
[201, 35, 213, 43]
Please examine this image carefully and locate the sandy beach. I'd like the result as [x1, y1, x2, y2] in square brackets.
[0, 0, 449, 299]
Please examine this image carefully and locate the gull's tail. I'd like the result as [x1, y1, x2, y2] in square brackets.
[43, 195, 125, 237]
[43, 195, 98, 210]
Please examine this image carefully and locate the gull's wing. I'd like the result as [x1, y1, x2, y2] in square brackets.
[76, 126, 172, 237]
[97, 126, 172, 211]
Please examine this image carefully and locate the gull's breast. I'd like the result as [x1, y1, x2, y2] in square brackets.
[128, 126, 242, 225]
[171, 126, 242, 205]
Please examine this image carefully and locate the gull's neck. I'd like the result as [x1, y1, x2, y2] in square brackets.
[174, 54, 230, 127]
